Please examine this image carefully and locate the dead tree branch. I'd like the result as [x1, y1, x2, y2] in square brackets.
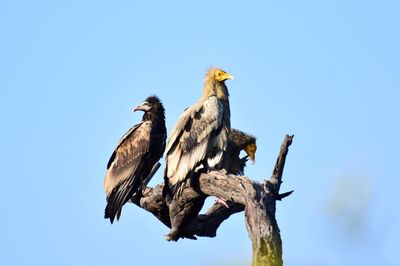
[130, 134, 294, 266]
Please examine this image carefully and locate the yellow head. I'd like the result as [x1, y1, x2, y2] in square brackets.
[203, 67, 234, 99]
[243, 143, 257, 164]
[214, 69, 234, 82]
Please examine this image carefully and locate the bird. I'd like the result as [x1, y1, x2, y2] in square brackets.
[163, 67, 234, 241]
[220, 128, 257, 175]
[104, 95, 167, 224]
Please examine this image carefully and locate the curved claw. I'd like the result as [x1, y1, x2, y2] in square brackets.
[215, 197, 230, 208]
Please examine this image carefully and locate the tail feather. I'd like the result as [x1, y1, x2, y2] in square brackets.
[104, 178, 139, 223]
[170, 182, 185, 199]
[104, 200, 123, 224]
[163, 177, 185, 204]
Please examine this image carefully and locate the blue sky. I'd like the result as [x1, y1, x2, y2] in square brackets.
[1, 0, 399, 265]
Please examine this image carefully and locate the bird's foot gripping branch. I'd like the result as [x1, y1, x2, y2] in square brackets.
[130, 134, 294, 266]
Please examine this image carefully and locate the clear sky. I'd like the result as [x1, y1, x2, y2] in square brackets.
[1, 0, 399, 265]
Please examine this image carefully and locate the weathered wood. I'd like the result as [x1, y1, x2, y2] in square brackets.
[130, 178, 244, 239]
[129, 134, 293, 266]
[245, 134, 293, 266]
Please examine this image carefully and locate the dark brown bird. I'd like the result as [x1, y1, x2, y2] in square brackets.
[221, 128, 257, 175]
[104, 95, 166, 224]
[163, 67, 234, 241]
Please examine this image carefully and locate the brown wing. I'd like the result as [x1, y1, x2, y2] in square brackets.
[104, 121, 152, 223]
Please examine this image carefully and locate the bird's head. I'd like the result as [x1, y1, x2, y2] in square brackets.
[213, 68, 234, 82]
[231, 129, 257, 164]
[203, 67, 234, 99]
[243, 143, 257, 164]
[133, 95, 163, 113]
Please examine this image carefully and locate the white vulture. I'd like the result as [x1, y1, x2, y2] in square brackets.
[163, 67, 233, 241]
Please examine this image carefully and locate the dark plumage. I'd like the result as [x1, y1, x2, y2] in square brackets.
[104, 95, 166, 224]
[220, 128, 257, 175]
[163, 67, 233, 241]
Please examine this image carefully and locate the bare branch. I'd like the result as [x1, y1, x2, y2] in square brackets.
[268, 134, 294, 192]
[129, 134, 294, 266]
[130, 177, 244, 239]
[144, 162, 161, 186]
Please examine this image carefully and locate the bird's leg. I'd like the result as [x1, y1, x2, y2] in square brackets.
[214, 171, 230, 208]
[214, 197, 230, 208]
[205, 163, 230, 207]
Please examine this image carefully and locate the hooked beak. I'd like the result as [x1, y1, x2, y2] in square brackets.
[226, 74, 234, 80]
[249, 154, 255, 165]
[133, 102, 150, 112]
[243, 144, 256, 165]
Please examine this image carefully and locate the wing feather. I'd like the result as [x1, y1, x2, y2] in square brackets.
[165, 96, 224, 186]
[104, 121, 153, 223]
[104, 121, 151, 197]
[165, 103, 200, 153]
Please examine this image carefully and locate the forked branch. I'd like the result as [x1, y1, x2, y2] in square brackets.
[130, 134, 294, 266]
